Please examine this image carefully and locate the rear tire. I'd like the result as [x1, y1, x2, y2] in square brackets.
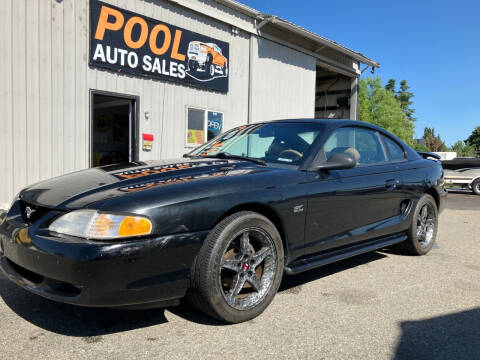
[402, 194, 438, 255]
[188, 211, 284, 323]
[472, 179, 480, 195]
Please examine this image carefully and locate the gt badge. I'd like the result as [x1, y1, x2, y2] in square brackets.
[293, 205, 304, 213]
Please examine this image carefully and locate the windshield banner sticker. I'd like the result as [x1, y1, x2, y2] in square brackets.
[89, 0, 229, 93]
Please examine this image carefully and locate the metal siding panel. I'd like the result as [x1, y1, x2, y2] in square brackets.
[51, 0, 64, 177]
[11, 0, 28, 200]
[25, 0, 40, 185]
[39, 0, 53, 181]
[251, 37, 316, 122]
[0, 0, 14, 208]
[75, 0, 89, 169]
[63, 0, 76, 173]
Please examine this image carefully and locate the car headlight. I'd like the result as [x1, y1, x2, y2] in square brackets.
[49, 210, 152, 240]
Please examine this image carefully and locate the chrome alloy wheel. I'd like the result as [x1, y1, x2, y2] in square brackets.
[474, 182, 480, 193]
[416, 203, 436, 248]
[219, 227, 277, 310]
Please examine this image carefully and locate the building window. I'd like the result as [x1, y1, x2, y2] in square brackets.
[186, 107, 224, 146]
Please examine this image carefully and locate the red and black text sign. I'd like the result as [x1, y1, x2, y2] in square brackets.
[89, 0, 230, 93]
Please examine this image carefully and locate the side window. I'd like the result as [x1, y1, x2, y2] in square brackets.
[324, 127, 354, 154]
[323, 127, 388, 166]
[355, 128, 387, 164]
[382, 135, 406, 161]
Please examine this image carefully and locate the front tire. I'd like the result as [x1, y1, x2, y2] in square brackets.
[472, 179, 480, 195]
[402, 194, 438, 255]
[189, 211, 284, 323]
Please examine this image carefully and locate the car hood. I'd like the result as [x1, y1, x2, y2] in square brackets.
[19, 158, 267, 209]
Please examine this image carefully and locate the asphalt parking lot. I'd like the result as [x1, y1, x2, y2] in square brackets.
[0, 191, 478, 359]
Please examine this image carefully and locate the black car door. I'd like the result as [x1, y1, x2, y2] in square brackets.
[303, 126, 405, 255]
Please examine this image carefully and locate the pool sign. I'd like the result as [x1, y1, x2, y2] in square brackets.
[89, 0, 229, 93]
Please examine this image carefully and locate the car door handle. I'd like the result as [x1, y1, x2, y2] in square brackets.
[385, 179, 399, 190]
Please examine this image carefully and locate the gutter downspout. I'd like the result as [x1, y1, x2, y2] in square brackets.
[248, 15, 276, 124]
[248, 33, 254, 124]
[256, 15, 277, 32]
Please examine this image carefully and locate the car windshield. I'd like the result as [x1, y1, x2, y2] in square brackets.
[188, 122, 325, 165]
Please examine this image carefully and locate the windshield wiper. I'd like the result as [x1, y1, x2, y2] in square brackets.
[205, 152, 267, 166]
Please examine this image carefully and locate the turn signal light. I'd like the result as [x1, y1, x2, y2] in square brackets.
[118, 216, 152, 236]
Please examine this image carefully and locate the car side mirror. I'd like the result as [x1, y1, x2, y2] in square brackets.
[315, 153, 357, 171]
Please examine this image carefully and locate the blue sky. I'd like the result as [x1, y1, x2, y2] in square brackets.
[241, 0, 480, 146]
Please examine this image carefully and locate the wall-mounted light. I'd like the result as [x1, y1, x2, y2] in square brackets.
[144, 111, 150, 119]
[231, 26, 239, 35]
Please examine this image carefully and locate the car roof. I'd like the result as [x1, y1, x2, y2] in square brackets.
[260, 118, 381, 130]
[287, 119, 402, 132]
[269, 118, 362, 125]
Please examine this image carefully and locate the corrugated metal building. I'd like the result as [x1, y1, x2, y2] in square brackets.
[0, 0, 379, 208]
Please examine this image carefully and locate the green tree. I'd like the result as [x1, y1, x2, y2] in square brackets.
[465, 126, 480, 153]
[385, 79, 396, 93]
[413, 142, 430, 152]
[397, 80, 416, 123]
[423, 127, 447, 152]
[451, 140, 475, 157]
[384, 79, 416, 123]
[359, 77, 414, 145]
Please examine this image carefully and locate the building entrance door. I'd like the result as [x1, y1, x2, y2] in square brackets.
[90, 92, 137, 167]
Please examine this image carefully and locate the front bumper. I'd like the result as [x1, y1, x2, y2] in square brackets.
[0, 213, 208, 307]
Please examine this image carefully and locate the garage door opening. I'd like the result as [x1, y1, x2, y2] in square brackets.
[90, 92, 138, 167]
[315, 66, 352, 119]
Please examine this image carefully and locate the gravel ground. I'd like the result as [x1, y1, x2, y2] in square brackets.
[0, 192, 478, 359]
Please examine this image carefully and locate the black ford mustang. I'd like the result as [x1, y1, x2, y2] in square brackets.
[0, 119, 446, 323]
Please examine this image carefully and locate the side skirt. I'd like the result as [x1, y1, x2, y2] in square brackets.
[284, 233, 407, 275]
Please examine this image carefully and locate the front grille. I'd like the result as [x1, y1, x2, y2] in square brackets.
[18, 201, 50, 224]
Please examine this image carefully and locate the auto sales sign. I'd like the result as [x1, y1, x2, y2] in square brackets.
[89, 0, 229, 93]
